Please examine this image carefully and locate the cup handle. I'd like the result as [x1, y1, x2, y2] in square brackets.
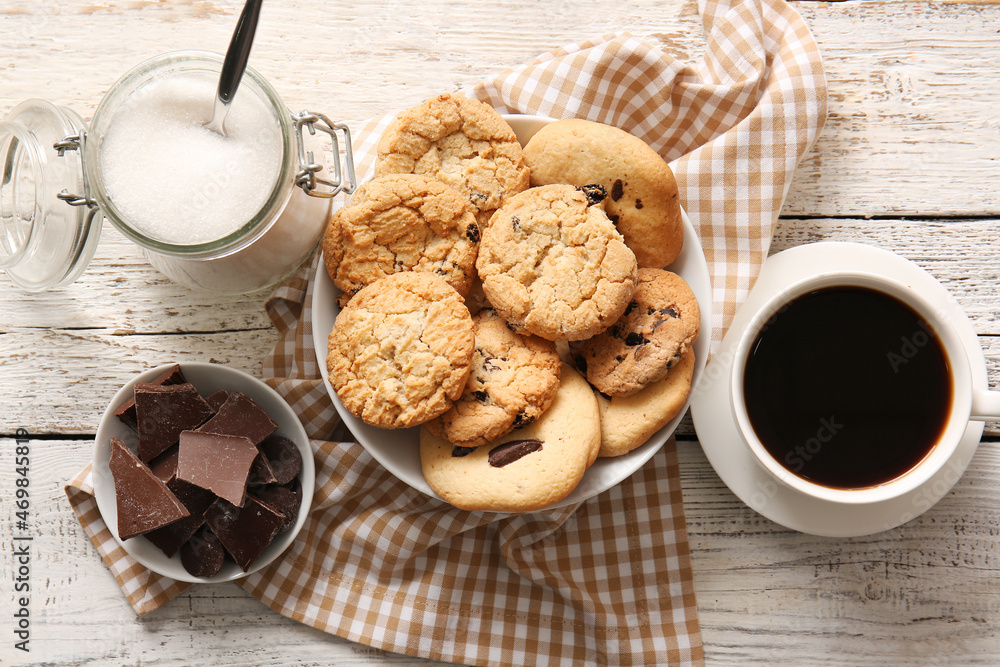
[971, 389, 1000, 421]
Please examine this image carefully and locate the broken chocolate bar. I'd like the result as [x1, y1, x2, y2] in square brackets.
[258, 435, 303, 485]
[204, 496, 285, 572]
[108, 438, 189, 541]
[205, 390, 229, 412]
[176, 430, 258, 506]
[143, 477, 216, 558]
[147, 445, 179, 485]
[196, 392, 277, 446]
[135, 383, 215, 462]
[180, 525, 226, 578]
[253, 486, 300, 533]
[114, 364, 186, 431]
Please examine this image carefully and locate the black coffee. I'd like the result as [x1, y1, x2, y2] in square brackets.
[742, 286, 952, 489]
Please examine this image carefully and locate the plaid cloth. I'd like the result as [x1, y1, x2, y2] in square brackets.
[66, 1, 826, 664]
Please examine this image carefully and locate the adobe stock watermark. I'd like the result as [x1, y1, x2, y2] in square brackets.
[886, 319, 937, 373]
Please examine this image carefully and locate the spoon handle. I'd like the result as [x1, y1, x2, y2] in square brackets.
[217, 0, 264, 105]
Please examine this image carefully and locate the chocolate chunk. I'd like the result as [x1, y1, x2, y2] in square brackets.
[511, 215, 521, 231]
[659, 306, 679, 319]
[465, 223, 481, 243]
[624, 332, 647, 346]
[635, 198, 643, 209]
[114, 364, 186, 431]
[135, 383, 216, 462]
[196, 392, 277, 446]
[177, 430, 258, 506]
[283, 477, 303, 508]
[258, 435, 303, 485]
[247, 452, 278, 485]
[108, 438, 189, 541]
[611, 179, 624, 201]
[609, 324, 623, 338]
[608, 214, 620, 225]
[253, 486, 300, 533]
[452, 446, 477, 457]
[624, 300, 638, 316]
[512, 411, 534, 429]
[180, 526, 226, 578]
[144, 477, 215, 557]
[488, 439, 543, 468]
[205, 390, 229, 411]
[472, 390, 489, 403]
[482, 357, 500, 372]
[147, 445, 179, 485]
[577, 183, 607, 205]
[204, 496, 285, 572]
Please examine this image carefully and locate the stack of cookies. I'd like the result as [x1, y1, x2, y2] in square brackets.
[323, 93, 700, 512]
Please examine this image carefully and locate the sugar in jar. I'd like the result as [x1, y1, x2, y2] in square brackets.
[0, 51, 354, 293]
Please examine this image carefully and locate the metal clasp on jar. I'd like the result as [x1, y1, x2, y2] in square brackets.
[53, 133, 102, 231]
[293, 111, 356, 199]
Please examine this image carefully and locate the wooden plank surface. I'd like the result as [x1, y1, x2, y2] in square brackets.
[2, 1, 999, 665]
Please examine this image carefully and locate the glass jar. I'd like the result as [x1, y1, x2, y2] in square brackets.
[0, 51, 354, 293]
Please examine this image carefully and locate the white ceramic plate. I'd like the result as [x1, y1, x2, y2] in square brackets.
[92, 362, 315, 582]
[690, 242, 984, 537]
[311, 114, 713, 508]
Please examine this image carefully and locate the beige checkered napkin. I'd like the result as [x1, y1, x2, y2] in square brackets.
[65, 1, 825, 665]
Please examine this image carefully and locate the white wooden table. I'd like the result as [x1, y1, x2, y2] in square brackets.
[2, 1, 998, 664]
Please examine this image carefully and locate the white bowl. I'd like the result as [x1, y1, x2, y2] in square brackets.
[92, 362, 314, 583]
[311, 114, 713, 510]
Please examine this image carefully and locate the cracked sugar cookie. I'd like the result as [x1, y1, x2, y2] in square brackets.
[419, 364, 598, 512]
[476, 184, 638, 342]
[523, 118, 683, 268]
[425, 308, 562, 448]
[572, 268, 700, 397]
[375, 94, 530, 227]
[322, 174, 480, 306]
[327, 272, 474, 429]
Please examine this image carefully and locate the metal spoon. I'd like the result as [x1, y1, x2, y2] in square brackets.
[205, 0, 264, 136]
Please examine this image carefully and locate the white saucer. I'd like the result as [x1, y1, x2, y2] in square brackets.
[690, 242, 985, 537]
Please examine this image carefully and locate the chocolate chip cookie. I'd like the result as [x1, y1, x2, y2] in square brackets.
[523, 118, 683, 268]
[476, 184, 638, 341]
[595, 349, 695, 457]
[375, 93, 530, 228]
[322, 174, 480, 306]
[419, 364, 599, 512]
[572, 268, 700, 396]
[327, 272, 474, 429]
[425, 308, 562, 448]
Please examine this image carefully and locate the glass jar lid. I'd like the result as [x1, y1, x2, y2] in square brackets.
[0, 99, 102, 291]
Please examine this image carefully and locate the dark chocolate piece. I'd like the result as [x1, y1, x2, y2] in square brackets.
[204, 497, 285, 572]
[452, 446, 477, 457]
[180, 526, 226, 578]
[577, 183, 607, 206]
[147, 445, 179, 485]
[143, 478, 215, 557]
[610, 178, 624, 201]
[465, 222, 480, 243]
[258, 435, 302, 485]
[196, 392, 277, 446]
[247, 452, 278, 485]
[108, 438, 189, 541]
[488, 438, 543, 468]
[176, 430, 258, 506]
[253, 486, 300, 533]
[135, 383, 216, 462]
[205, 390, 229, 411]
[114, 365, 186, 431]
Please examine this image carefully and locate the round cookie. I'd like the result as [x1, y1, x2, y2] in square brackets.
[595, 349, 695, 458]
[375, 93, 530, 228]
[425, 309, 562, 448]
[327, 272, 474, 429]
[523, 118, 683, 268]
[476, 184, 638, 342]
[572, 268, 699, 396]
[323, 174, 480, 306]
[420, 364, 599, 512]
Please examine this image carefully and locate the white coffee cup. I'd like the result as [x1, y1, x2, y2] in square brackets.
[730, 270, 1000, 505]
